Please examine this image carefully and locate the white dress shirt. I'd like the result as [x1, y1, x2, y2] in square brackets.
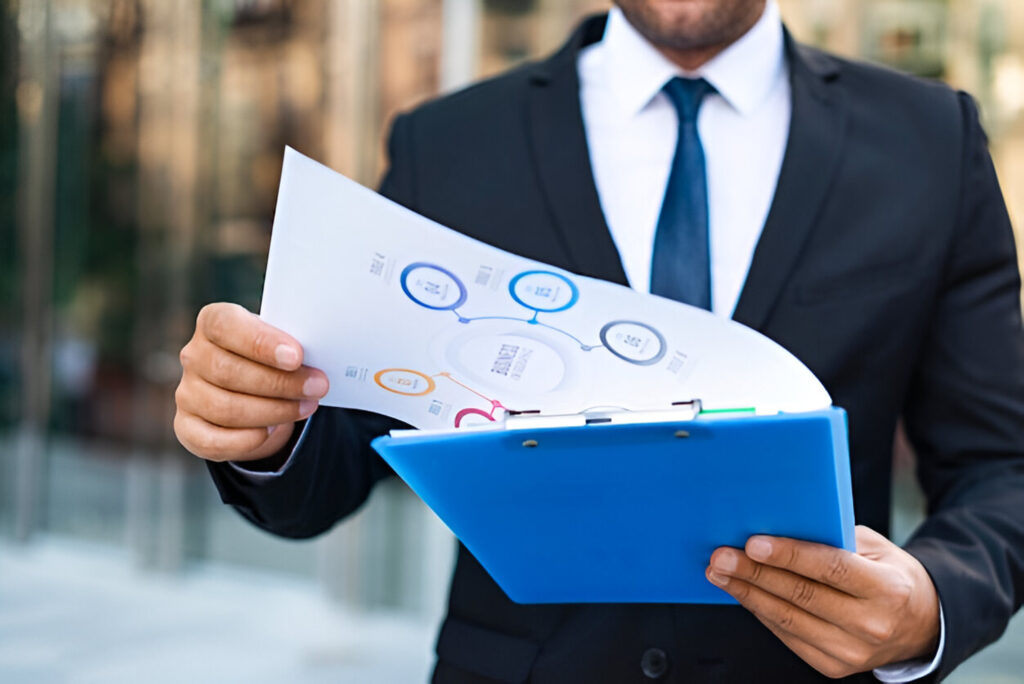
[237, 3, 944, 679]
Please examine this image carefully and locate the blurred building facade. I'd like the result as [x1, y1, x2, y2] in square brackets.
[2, 0, 1024, 667]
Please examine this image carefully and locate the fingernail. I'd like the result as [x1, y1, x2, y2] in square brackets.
[275, 344, 299, 368]
[302, 375, 328, 398]
[707, 569, 729, 587]
[267, 425, 277, 436]
[747, 538, 773, 561]
[713, 551, 738, 574]
[299, 399, 318, 416]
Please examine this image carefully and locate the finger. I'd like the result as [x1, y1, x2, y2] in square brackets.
[744, 535, 885, 598]
[709, 548, 871, 634]
[706, 570, 869, 667]
[183, 336, 328, 400]
[176, 373, 317, 428]
[174, 408, 273, 462]
[197, 303, 303, 371]
[757, 615, 857, 679]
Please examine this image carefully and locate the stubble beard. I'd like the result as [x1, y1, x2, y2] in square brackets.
[614, 0, 767, 53]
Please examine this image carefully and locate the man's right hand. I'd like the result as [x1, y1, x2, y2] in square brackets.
[173, 302, 328, 463]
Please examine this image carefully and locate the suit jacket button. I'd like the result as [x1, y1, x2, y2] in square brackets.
[641, 648, 669, 679]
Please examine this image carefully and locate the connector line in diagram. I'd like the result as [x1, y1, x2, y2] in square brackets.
[373, 261, 672, 428]
[401, 262, 599, 350]
[373, 367, 505, 427]
[398, 262, 667, 366]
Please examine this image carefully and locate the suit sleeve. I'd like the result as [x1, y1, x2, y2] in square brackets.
[204, 114, 418, 539]
[901, 92, 1024, 680]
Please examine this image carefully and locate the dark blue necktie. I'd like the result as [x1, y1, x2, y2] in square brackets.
[650, 77, 715, 310]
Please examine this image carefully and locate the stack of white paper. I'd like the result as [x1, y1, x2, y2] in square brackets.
[259, 148, 831, 431]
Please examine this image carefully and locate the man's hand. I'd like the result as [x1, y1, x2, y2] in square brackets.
[706, 525, 940, 679]
[173, 303, 329, 462]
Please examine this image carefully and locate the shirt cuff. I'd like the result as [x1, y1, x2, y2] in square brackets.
[226, 415, 315, 482]
[873, 602, 945, 683]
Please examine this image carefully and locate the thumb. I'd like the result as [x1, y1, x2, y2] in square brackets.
[854, 524, 894, 560]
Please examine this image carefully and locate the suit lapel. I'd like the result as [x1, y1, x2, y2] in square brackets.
[525, 16, 629, 286]
[732, 34, 848, 331]
[524, 22, 847, 316]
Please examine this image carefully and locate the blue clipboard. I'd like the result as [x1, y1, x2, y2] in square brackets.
[371, 406, 854, 604]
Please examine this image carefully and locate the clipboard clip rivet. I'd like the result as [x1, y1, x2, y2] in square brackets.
[674, 430, 690, 438]
[522, 439, 539, 448]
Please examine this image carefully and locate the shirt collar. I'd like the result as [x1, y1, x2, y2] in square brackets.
[601, 1, 786, 118]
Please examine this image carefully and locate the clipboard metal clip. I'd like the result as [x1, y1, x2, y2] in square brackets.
[503, 400, 703, 431]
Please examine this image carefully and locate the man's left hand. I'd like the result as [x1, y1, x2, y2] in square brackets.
[707, 525, 940, 679]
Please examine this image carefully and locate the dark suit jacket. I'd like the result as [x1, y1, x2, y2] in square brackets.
[209, 16, 1024, 683]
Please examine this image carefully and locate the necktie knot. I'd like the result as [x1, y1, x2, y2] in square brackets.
[663, 77, 715, 124]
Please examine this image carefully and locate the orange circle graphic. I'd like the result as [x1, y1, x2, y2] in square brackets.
[373, 368, 437, 396]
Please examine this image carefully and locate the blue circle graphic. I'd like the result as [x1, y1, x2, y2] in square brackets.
[400, 262, 468, 310]
[508, 270, 580, 313]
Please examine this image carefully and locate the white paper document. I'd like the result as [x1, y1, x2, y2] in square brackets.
[259, 148, 831, 430]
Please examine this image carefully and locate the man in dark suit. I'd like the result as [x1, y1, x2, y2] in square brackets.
[174, 0, 1024, 680]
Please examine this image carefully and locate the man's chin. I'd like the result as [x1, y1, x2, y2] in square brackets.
[614, 0, 765, 52]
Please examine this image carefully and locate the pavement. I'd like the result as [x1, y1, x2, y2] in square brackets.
[2, 535, 1023, 683]
[0, 537, 438, 683]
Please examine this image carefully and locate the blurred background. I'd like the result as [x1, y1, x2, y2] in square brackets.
[1, 0, 1023, 682]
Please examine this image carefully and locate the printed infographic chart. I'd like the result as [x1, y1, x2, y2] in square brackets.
[259, 148, 832, 431]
